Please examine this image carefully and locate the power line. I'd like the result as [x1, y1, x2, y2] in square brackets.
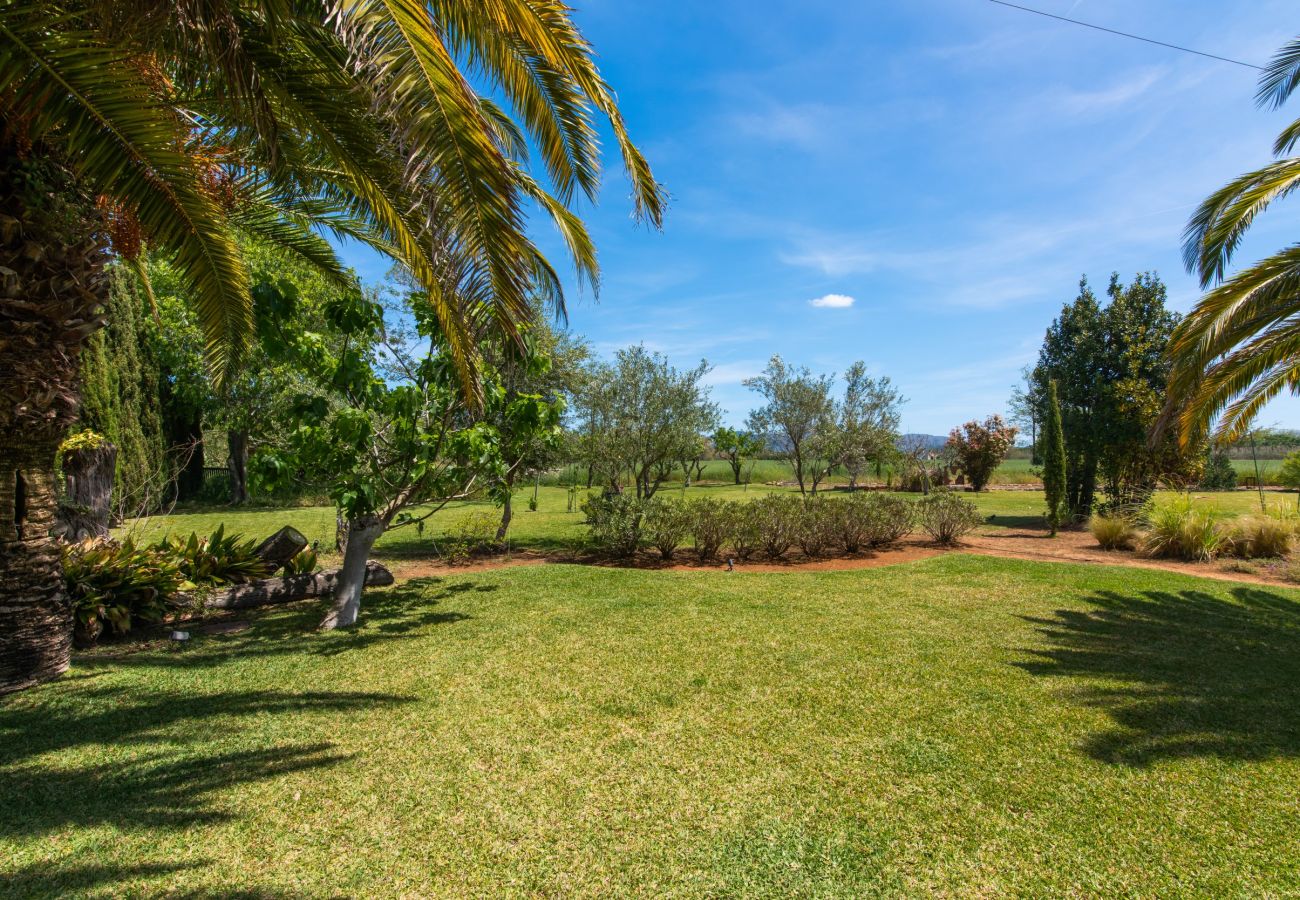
[984, 0, 1263, 70]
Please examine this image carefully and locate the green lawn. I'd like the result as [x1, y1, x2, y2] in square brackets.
[121, 484, 1300, 563]
[4, 556, 1300, 895]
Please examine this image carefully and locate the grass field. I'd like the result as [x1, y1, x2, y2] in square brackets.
[5, 556, 1300, 896]
[121, 483, 1300, 563]
[544, 456, 1291, 489]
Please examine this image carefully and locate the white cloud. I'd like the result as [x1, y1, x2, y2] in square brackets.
[809, 293, 855, 309]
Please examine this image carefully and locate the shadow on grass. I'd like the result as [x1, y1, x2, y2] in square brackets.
[981, 514, 1050, 530]
[4, 859, 334, 898]
[1018, 586, 1300, 765]
[0, 688, 409, 895]
[76, 579, 477, 673]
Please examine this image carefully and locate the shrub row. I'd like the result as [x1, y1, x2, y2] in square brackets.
[1091, 501, 1299, 562]
[583, 490, 982, 560]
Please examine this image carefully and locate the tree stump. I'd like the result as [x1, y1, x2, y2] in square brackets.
[60, 441, 116, 539]
[252, 525, 309, 573]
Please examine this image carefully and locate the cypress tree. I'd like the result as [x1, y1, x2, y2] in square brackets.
[76, 265, 165, 516]
[1042, 380, 1066, 536]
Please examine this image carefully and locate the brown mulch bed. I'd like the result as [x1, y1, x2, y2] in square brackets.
[391, 526, 1300, 589]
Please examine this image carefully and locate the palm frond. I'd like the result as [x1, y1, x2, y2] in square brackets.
[0, 9, 251, 381]
[1256, 35, 1300, 110]
[1181, 158, 1300, 287]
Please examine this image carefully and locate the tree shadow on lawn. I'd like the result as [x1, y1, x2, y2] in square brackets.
[75, 579, 479, 673]
[0, 687, 409, 896]
[1018, 586, 1300, 766]
[4, 859, 337, 899]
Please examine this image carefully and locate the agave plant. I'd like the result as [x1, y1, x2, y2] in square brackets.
[0, 0, 663, 691]
[1165, 37, 1300, 444]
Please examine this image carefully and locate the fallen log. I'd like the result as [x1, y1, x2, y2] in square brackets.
[203, 561, 394, 610]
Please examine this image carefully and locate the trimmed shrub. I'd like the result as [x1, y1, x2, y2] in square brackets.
[916, 490, 982, 545]
[1141, 499, 1221, 561]
[440, 511, 498, 564]
[582, 493, 644, 557]
[837, 493, 875, 553]
[835, 492, 913, 553]
[868, 494, 914, 546]
[753, 494, 801, 559]
[63, 538, 187, 645]
[689, 497, 730, 562]
[644, 498, 692, 560]
[1199, 448, 1238, 491]
[728, 501, 760, 561]
[1089, 513, 1138, 551]
[796, 497, 837, 558]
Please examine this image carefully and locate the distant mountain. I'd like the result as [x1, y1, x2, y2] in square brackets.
[899, 433, 948, 451]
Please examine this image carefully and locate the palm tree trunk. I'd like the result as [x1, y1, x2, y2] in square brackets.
[0, 150, 108, 693]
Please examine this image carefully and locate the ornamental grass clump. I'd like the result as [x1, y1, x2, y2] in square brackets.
[1089, 513, 1139, 551]
[1141, 498, 1222, 561]
[1219, 515, 1295, 559]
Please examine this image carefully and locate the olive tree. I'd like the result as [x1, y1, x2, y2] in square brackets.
[745, 356, 834, 495]
[572, 346, 719, 499]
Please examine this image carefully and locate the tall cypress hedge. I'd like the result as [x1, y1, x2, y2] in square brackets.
[77, 265, 166, 515]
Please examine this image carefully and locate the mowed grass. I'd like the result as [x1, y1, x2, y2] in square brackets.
[4, 556, 1300, 896]
[122, 484, 1299, 562]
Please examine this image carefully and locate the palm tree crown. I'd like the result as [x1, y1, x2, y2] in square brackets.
[1167, 36, 1300, 442]
[0, 0, 664, 387]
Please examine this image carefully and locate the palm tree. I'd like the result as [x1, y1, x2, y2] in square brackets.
[1166, 37, 1300, 444]
[0, 0, 663, 693]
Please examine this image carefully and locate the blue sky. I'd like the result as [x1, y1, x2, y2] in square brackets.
[338, 0, 1300, 435]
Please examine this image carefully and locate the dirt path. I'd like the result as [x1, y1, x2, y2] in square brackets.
[391, 526, 1297, 589]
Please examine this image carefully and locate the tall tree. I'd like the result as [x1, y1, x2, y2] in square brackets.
[821, 363, 903, 491]
[572, 347, 719, 500]
[1007, 365, 1044, 464]
[77, 266, 166, 517]
[254, 284, 561, 629]
[1166, 38, 1300, 444]
[1032, 273, 1198, 519]
[1042, 381, 1066, 537]
[0, 1, 662, 692]
[745, 356, 834, 495]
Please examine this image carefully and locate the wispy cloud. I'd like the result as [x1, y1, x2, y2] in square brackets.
[809, 293, 855, 308]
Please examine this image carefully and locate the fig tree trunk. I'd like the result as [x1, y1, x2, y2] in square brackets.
[0, 150, 108, 693]
[319, 516, 384, 630]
